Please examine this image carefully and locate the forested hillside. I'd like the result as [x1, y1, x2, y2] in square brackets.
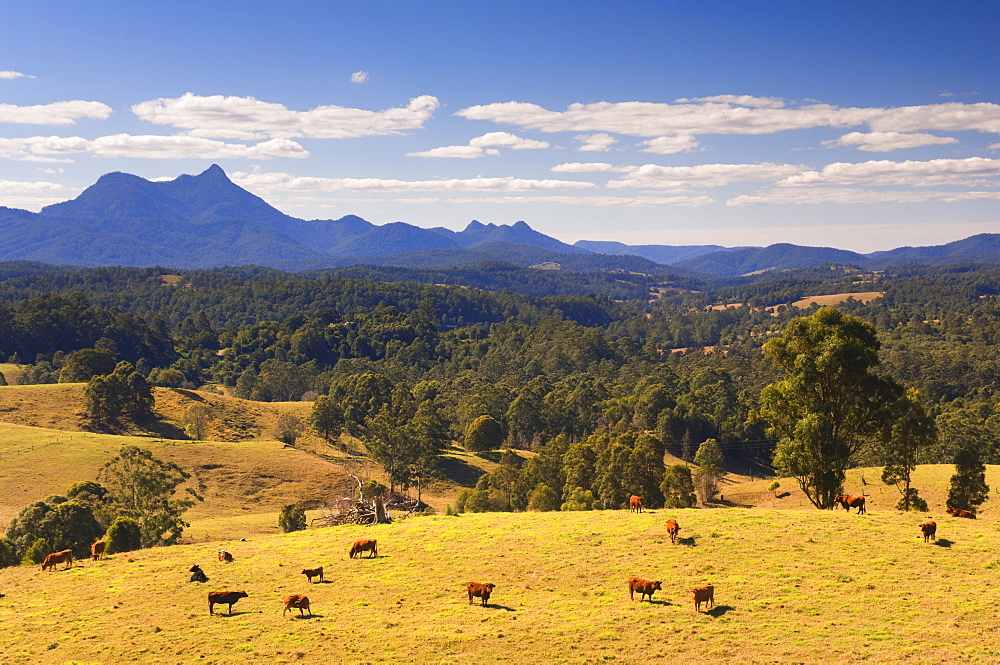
[0, 260, 998, 512]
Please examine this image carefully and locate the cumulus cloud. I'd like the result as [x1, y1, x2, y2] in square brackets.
[230, 170, 594, 192]
[0, 134, 308, 161]
[0, 100, 111, 125]
[823, 131, 959, 152]
[132, 92, 440, 140]
[407, 145, 500, 159]
[350, 71, 369, 84]
[639, 135, 699, 154]
[574, 133, 617, 151]
[727, 187, 1000, 206]
[469, 131, 549, 150]
[456, 98, 1000, 138]
[674, 94, 786, 108]
[778, 157, 1000, 188]
[0, 70, 34, 80]
[0, 178, 66, 193]
[408, 131, 548, 158]
[608, 162, 805, 189]
[550, 162, 620, 173]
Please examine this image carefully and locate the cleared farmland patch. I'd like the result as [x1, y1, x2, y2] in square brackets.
[3, 509, 1000, 663]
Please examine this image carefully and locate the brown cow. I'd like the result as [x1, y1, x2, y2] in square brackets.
[208, 590, 248, 615]
[41, 549, 73, 571]
[218, 549, 234, 563]
[920, 520, 937, 543]
[692, 584, 715, 612]
[301, 566, 324, 584]
[627, 577, 662, 602]
[349, 539, 378, 558]
[629, 496, 643, 513]
[835, 495, 866, 514]
[467, 582, 495, 606]
[91, 539, 106, 561]
[283, 593, 312, 617]
[666, 519, 680, 545]
[946, 507, 976, 519]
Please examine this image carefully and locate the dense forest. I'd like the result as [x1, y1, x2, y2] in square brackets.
[1, 260, 999, 511]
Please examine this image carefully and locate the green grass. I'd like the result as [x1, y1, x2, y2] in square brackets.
[3, 509, 999, 663]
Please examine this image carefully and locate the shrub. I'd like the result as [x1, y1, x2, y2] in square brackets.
[361, 480, 388, 500]
[527, 483, 560, 512]
[455, 488, 473, 513]
[105, 517, 142, 554]
[897, 487, 929, 512]
[273, 413, 305, 446]
[0, 537, 18, 568]
[279, 504, 307, 533]
[561, 487, 594, 511]
[23, 537, 50, 564]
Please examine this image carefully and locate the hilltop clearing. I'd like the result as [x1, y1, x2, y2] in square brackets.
[3, 509, 1000, 663]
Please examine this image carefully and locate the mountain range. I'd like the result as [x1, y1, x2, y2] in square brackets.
[1, 164, 998, 277]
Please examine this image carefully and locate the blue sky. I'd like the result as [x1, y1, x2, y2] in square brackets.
[1, 1, 998, 251]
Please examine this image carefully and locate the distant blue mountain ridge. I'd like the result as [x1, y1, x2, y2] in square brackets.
[0, 164, 997, 275]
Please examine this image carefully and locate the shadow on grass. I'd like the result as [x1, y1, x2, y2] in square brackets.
[935, 539, 954, 548]
[640, 599, 672, 606]
[483, 604, 517, 612]
[707, 605, 735, 617]
[439, 456, 487, 488]
[215, 611, 249, 617]
[290, 613, 323, 620]
[678, 536, 697, 547]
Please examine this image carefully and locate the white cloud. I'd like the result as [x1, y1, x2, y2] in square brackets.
[674, 94, 786, 108]
[350, 71, 369, 84]
[823, 131, 959, 152]
[727, 187, 1000, 206]
[456, 98, 1000, 138]
[639, 135, 699, 154]
[408, 131, 548, 158]
[132, 92, 440, 140]
[608, 162, 805, 189]
[468, 131, 549, 150]
[452, 194, 715, 207]
[231, 170, 595, 192]
[779, 157, 1000, 188]
[0, 70, 35, 80]
[407, 145, 500, 159]
[574, 133, 617, 151]
[0, 134, 309, 161]
[0, 178, 65, 193]
[0, 100, 111, 125]
[988, 143, 1000, 151]
[550, 162, 620, 173]
[0, 179, 70, 211]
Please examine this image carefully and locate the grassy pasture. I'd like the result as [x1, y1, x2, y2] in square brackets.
[3, 509, 1000, 663]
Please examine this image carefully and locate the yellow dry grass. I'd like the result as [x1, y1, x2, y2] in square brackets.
[4, 508, 1000, 663]
[790, 291, 884, 308]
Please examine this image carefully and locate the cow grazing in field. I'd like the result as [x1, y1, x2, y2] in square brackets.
[920, 520, 937, 543]
[91, 539, 106, 561]
[189, 564, 208, 583]
[301, 566, 324, 584]
[692, 584, 715, 612]
[627, 577, 662, 602]
[666, 519, 680, 544]
[467, 582, 495, 606]
[629, 495, 643, 513]
[349, 539, 378, 558]
[835, 495, 866, 514]
[208, 590, 248, 615]
[947, 507, 976, 519]
[283, 593, 312, 617]
[41, 550, 73, 571]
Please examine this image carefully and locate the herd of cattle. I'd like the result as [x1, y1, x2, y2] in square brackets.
[29, 491, 979, 619]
